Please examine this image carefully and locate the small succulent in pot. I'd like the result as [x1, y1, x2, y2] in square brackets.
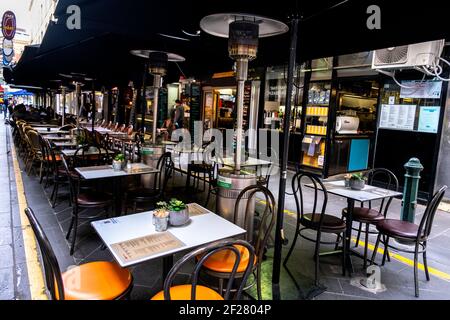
[112, 153, 125, 171]
[349, 172, 367, 190]
[167, 198, 189, 226]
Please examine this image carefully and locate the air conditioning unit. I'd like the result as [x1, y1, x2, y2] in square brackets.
[372, 40, 445, 70]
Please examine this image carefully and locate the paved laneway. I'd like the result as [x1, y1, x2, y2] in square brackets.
[0, 120, 31, 300]
[3, 119, 450, 300]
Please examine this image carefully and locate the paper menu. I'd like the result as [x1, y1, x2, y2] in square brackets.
[379, 104, 416, 131]
[187, 203, 210, 216]
[110, 232, 185, 264]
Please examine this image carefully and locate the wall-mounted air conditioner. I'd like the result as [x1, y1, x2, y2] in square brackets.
[372, 40, 445, 70]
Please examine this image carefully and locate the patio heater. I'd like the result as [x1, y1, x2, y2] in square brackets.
[130, 50, 185, 144]
[130, 50, 185, 188]
[200, 13, 288, 239]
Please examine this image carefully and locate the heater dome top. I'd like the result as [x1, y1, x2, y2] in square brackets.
[200, 13, 288, 39]
[130, 50, 186, 62]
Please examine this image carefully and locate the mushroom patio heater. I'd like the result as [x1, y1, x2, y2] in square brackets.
[130, 50, 185, 145]
[200, 13, 288, 239]
[131, 50, 185, 188]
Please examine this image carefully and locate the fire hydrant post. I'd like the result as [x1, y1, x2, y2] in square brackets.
[400, 158, 424, 223]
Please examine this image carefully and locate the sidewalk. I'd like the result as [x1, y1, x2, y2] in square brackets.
[3, 118, 450, 300]
[0, 120, 31, 300]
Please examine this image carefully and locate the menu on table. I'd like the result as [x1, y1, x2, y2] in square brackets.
[187, 203, 209, 216]
[111, 232, 185, 264]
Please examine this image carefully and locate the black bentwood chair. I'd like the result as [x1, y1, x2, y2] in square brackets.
[125, 152, 174, 213]
[284, 171, 347, 287]
[200, 185, 276, 300]
[25, 208, 133, 300]
[61, 156, 113, 255]
[371, 186, 448, 298]
[151, 240, 255, 300]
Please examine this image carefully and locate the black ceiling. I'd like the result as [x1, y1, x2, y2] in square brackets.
[6, 0, 450, 89]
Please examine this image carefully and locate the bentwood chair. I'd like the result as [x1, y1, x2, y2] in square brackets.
[371, 185, 447, 297]
[151, 240, 255, 300]
[61, 156, 113, 255]
[125, 152, 173, 214]
[200, 185, 276, 300]
[25, 207, 133, 300]
[284, 171, 347, 286]
[339, 168, 399, 268]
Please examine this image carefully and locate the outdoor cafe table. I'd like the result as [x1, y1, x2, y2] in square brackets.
[30, 124, 59, 128]
[75, 163, 159, 216]
[61, 147, 113, 157]
[91, 203, 246, 280]
[219, 157, 272, 168]
[45, 135, 72, 142]
[52, 141, 78, 149]
[308, 180, 402, 274]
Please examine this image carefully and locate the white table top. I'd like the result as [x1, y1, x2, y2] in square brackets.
[75, 162, 159, 180]
[45, 136, 72, 141]
[53, 142, 78, 148]
[37, 130, 68, 135]
[30, 124, 59, 128]
[61, 147, 111, 157]
[318, 180, 402, 202]
[220, 157, 272, 167]
[91, 204, 246, 267]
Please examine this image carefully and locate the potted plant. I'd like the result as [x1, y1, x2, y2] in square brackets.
[76, 134, 86, 147]
[167, 198, 189, 226]
[349, 172, 367, 190]
[113, 153, 125, 171]
[153, 203, 169, 232]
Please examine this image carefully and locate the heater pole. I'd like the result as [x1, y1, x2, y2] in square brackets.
[141, 62, 148, 132]
[272, 16, 299, 292]
[61, 86, 66, 127]
[152, 74, 161, 144]
[76, 82, 81, 129]
[234, 58, 248, 173]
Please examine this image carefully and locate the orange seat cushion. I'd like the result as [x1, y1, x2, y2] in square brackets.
[56, 261, 132, 300]
[44, 155, 62, 162]
[200, 245, 256, 273]
[151, 285, 223, 300]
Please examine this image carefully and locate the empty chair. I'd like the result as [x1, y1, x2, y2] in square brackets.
[125, 152, 173, 213]
[371, 186, 448, 297]
[61, 156, 113, 255]
[24, 207, 133, 300]
[284, 171, 347, 286]
[200, 185, 275, 300]
[151, 240, 255, 300]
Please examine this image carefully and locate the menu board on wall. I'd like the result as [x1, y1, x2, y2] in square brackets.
[379, 104, 417, 131]
[418, 106, 441, 133]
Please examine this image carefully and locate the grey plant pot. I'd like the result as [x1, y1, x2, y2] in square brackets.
[169, 208, 190, 226]
[350, 179, 365, 190]
[112, 160, 123, 171]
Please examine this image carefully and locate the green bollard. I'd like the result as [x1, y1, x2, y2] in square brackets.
[400, 158, 424, 223]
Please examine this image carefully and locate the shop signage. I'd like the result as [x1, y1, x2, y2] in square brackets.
[2, 39, 14, 56]
[212, 71, 235, 79]
[379, 104, 416, 131]
[400, 81, 443, 99]
[1, 11, 16, 40]
[418, 106, 440, 133]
